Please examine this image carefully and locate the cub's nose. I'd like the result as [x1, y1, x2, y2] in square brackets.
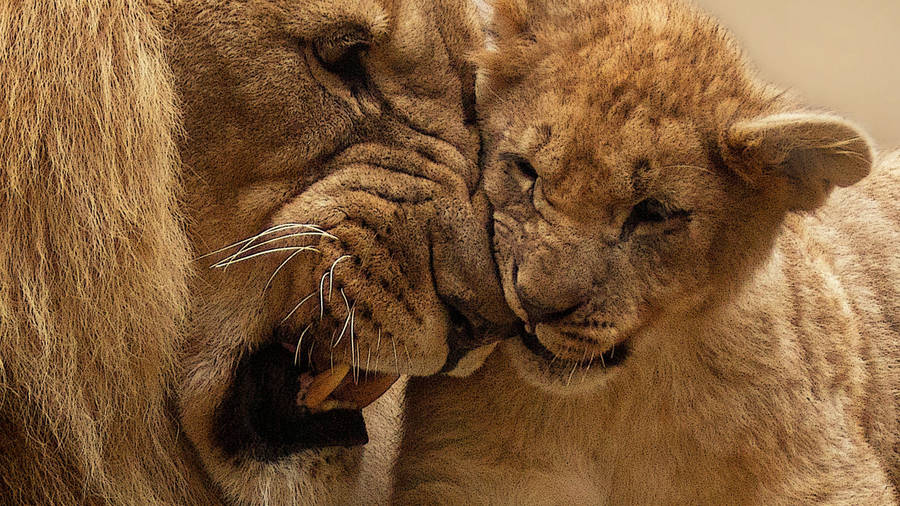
[517, 292, 582, 325]
[513, 266, 587, 325]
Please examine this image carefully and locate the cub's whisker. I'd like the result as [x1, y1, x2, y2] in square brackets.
[582, 351, 595, 384]
[350, 304, 358, 383]
[307, 341, 316, 370]
[566, 361, 578, 387]
[194, 223, 298, 262]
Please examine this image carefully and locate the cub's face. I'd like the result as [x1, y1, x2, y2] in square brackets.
[480, 0, 872, 392]
[167, 0, 515, 501]
[483, 83, 733, 392]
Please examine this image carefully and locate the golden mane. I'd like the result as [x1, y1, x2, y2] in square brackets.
[0, 2, 211, 502]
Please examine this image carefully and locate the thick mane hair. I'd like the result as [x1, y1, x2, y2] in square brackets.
[0, 2, 213, 503]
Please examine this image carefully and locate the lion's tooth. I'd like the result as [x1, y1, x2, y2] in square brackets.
[303, 364, 351, 409]
[316, 400, 340, 412]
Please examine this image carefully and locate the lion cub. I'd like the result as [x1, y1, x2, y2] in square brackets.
[394, 0, 900, 503]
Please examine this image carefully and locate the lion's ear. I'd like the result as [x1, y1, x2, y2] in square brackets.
[721, 112, 874, 211]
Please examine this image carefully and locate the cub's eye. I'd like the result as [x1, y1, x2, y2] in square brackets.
[629, 198, 669, 223]
[312, 39, 368, 86]
[620, 198, 691, 241]
[514, 158, 540, 182]
[500, 153, 539, 182]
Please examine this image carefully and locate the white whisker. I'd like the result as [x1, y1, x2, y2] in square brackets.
[391, 334, 400, 376]
[334, 308, 351, 349]
[193, 237, 254, 262]
[350, 305, 358, 383]
[566, 361, 578, 386]
[215, 223, 312, 267]
[294, 325, 311, 366]
[328, 255, 352, 301]
[582, 351, 596, 384]
[264, 248, 304, 291]
[340, 288, 351, 317]
[365, 345, 372, 382]
[374, 329, 383, 372]
[281, 291, 317, 324]
[197, 223, 334, 267]
[403, 344, 413, 374]
[227, 231, 333, 264]
[194, 223, 300, 262]
[211, 246, 319, 269]
[319, 271, 331, 320]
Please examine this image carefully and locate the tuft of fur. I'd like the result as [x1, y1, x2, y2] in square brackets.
[395, 0, 900, 503]
[0, 2, 216, 503]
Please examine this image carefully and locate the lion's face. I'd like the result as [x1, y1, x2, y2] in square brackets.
[479, 0, 872, 393]
[166, 0, 515, 501]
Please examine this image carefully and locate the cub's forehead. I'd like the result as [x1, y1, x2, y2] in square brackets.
[494, 0, 759, 130]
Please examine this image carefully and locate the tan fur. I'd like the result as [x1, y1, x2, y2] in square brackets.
[395, 0, 900, 503]
[1, 1, 512, 504]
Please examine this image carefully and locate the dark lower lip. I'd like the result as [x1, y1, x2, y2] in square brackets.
[520, 331, 630, 369]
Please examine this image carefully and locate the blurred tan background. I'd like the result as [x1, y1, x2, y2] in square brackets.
[693, 0, 900, 148]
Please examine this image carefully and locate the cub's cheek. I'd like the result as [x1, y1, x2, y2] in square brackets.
[488, 224, 527, 323]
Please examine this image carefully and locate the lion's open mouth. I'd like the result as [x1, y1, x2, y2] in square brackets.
[214, 338, 398, 462]
[283, 341, 399, 413]
[520, 331, 630, 369]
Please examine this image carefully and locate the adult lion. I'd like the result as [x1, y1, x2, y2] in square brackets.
[0, 1, 514, 504]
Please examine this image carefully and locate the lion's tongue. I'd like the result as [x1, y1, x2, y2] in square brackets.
[300, 365, 399, 410]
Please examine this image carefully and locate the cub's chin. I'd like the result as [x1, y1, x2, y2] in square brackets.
[501, 329, 631, 395]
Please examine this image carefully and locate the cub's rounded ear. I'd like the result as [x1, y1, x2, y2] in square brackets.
[720, 112, 874, 211]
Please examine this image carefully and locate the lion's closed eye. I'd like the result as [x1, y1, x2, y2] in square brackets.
[312, 38, 369, 87]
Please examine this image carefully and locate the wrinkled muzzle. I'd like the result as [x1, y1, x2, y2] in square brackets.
[208, 124, 517, 458]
